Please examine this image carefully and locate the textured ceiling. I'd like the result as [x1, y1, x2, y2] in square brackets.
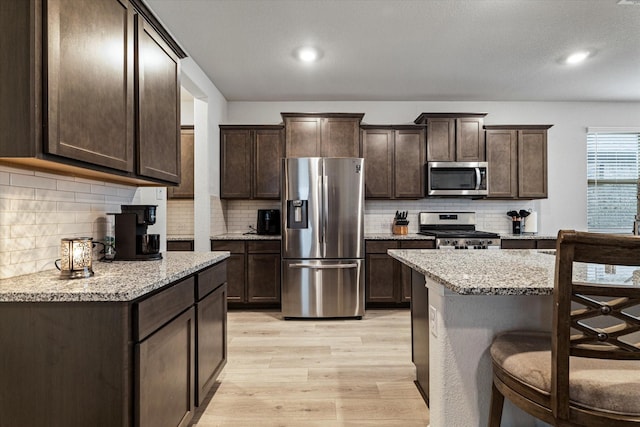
[147, 0, 640, 102]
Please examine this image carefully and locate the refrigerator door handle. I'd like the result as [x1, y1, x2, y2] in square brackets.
[322, 174, 328, 253]
[289, 263, 359, 269]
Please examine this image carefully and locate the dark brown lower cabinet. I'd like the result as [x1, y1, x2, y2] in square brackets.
[0, 302, 132, 427]
[501, 239, 556, 249]
[247, 252, 281, 303]
[196, 287, 227, 405]
[365, 239, 435, 307]
[195, 262, 228, 405]
[411, 269, 429, 404]
[167, 239, 194, 251]
[211, 239, 281, 307]
[0, 261, 227, 427]
[136, 307, 195, 427]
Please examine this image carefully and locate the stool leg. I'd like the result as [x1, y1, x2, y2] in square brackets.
[488, 381, 504, 427]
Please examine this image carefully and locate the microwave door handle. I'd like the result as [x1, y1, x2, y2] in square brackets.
[475, 167, 481, 190]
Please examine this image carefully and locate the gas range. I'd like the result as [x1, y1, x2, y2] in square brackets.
[417, 212, 501, 249]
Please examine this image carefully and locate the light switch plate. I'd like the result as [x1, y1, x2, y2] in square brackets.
[429, 305, 438, 337]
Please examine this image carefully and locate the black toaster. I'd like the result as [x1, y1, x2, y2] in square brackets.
[256, 209, 281, 235]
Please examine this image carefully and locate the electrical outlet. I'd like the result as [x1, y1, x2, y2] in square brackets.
[156, 187, 165, 200]
[429, 305, 438, 337]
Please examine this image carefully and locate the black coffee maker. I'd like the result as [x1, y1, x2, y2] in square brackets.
[112, 205, 162, 260]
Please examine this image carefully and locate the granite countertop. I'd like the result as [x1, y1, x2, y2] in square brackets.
[210, 232, 434, 241]
[388, 249, 640, 296]
[365, 233, 435, 240]
[502, 234, 557, 240]
[0, 252, 230, 303]
[389, 249, 557, 296]
[211, 233, 281, 240]
[167, 235, 195, 241]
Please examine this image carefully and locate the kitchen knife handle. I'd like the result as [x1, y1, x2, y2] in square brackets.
[289, 263, 358, 269]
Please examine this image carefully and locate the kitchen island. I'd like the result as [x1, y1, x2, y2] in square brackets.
[0, 252, 229, 427]
[389, 249, 557, 427]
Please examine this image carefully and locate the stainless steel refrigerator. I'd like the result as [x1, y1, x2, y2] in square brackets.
[281, 157, 365, 319]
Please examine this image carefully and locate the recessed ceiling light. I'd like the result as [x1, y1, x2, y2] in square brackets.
[295, 46, 322, 63]
[617, 0, 640, 5]
[565, 51, 590, 65]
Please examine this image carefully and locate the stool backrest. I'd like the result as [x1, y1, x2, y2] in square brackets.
[552, 230, 640, 419]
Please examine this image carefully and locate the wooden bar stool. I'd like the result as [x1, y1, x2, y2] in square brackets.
[489, 230, 640, 426]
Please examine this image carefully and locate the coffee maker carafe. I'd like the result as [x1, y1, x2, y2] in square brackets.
[111, 205, 162, 260]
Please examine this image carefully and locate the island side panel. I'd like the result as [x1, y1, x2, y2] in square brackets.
[0, 301, 132, 427]
[426, 278, 552, 427]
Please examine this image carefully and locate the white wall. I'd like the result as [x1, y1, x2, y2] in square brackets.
[181, 98, 194, 125]
[181, 57, 228, 251]
[227, 101, 640, 235]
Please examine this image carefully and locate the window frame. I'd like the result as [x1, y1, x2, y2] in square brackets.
[586, 127, 640, 234]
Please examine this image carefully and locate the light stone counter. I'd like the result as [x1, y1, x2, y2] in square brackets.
[211, 233, 281, 240]
[502, 233, 557, 240]
[0, 252, 229, 303]
[167, 235, 195, 241]
[365, 233, 435, 240]
[388, 248, 555, 295]
[209, 233, 435, 241]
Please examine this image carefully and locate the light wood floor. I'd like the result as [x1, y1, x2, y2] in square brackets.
[192, 309, 429, 427]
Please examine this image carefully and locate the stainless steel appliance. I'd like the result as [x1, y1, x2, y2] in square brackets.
[281, 157, 365, 319]
[257, 209, 280, 235]
[417, 211, 500, 249]
[111, 205, 162, 260]
[427, 161, 488, 196]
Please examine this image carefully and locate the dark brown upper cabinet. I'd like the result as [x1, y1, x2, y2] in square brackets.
[414, 113, 487, 162]
[361, 125, 425, 199]
[282, 113, 364, 157]
[168, 126, 194, 199]
[136, 15, 181, 184]
[45, 0, 135, 173]
[220, 125, 284, 199]
[0, 0, 184, 186]
[485, 125, 552, 199]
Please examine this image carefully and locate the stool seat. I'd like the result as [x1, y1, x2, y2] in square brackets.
[491, 330, 640, 416]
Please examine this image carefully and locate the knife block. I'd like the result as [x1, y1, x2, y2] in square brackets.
[392, 224, 408, 235]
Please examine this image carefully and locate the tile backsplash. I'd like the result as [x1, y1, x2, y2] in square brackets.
[364, 199, 534, 235]
[219, 198, 534, 235]
[0, 165, 138, 279]
[167, 199, 195, 236]
[224, 200, 280, 233]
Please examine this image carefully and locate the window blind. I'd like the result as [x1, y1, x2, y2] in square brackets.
[587, 131, 640, 233]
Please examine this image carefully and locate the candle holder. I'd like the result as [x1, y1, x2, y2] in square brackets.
[57, 237, 94, 279]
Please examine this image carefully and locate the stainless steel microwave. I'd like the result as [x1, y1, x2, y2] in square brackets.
[427, 161, 488, 196]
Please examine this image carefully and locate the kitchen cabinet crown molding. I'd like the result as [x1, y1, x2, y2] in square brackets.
[281, 112, 365, 120]
[484, 124, 553, 130]
[414, 112, 488, 124]
[219, 124, 284, 130]
[360, 124, 426, 130]
[129, 0, 187, 58]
